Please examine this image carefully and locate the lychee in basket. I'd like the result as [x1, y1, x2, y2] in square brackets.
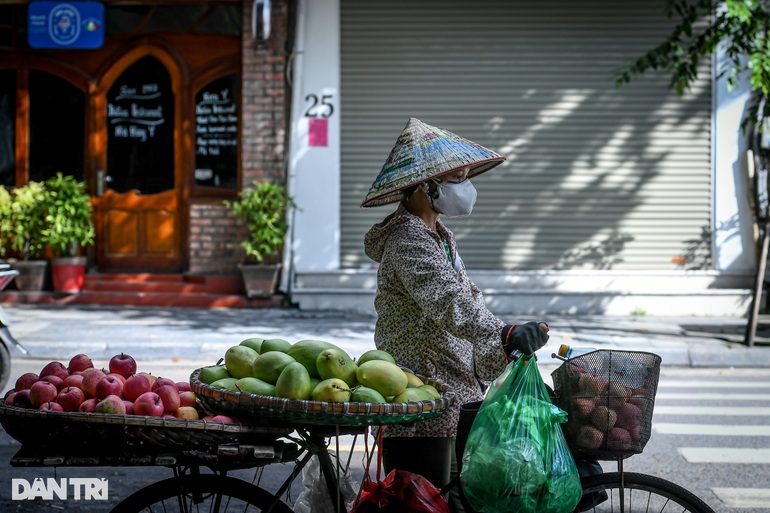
[551, 349, 661, 460]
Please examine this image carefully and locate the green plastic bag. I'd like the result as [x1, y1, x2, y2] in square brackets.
[460, 356, 582, 513]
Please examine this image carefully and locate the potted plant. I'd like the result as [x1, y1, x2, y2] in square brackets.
[42, 173, 95, 293]
[224, 180, 296, 299]
[6, 181, 50, 291]
[0, 185, 11, 262]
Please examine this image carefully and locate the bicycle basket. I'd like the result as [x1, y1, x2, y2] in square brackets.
[551, 350, 661, 460]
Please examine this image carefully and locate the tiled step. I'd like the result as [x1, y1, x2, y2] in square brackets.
[0, 273, 284, 309]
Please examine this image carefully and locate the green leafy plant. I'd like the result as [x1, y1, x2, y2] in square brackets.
[224, 180, 297, 264]
[614, 0, 770, 130]
[7, 181, 49, 261]
[0, 185, 11, 259]
[42, 173, 95, 257]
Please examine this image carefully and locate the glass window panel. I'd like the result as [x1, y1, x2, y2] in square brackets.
[194, 73, 239, 189]
[28, 70, 85, 182]
[106, 55, 175, 195]
[0, 69, 15, 187]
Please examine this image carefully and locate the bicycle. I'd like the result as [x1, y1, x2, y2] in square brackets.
[0, 351, 717, 513]
[0, 264, 28, 392]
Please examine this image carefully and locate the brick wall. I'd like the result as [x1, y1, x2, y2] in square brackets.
[188, 0, 291, 275]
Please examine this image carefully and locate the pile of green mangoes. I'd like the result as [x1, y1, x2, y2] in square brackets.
[197, 338, 441, 404]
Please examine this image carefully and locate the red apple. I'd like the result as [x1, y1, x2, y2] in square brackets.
[96, 394, 127, 415]
[123, 374, 152, 402]
[107, 373, 126, 385]
[176, 381, 192, 392]
[178, 391, 197, 408]
[152, 377, 177, 391]
[29, 381, 58, 408]
[11, 389, 31, 408]
[39, 361, 69, 381]
[133, 391, 164, 417]
[79, 398, 99, 412]
[62, 374, 85, 390]
[123, 400, 134, 415]
[56, 386, 85, 412]
[109, 353, 137, 379]
[174, 406, 200, 420]
[68, 353, 94, 373]
[209, 415, 234, 423]
[39, 375, 64, 391]
[4, 391, 16, 406]
[137, 372, 157, 389]
[39, 401, 64, 412]
[93, 375, 124, 400]
[81, 368, 106, 397]
[155, 385, 180, 413]
[14, 372, 39, 391]
[162, 413, 175, 418]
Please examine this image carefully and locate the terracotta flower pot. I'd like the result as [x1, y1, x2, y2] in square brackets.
[51, 256, 87, 293]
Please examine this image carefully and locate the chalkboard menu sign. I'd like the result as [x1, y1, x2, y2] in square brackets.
[194, 74, 239, 189]
[0, 70, 15, 187]
[107, 56, 174, 195]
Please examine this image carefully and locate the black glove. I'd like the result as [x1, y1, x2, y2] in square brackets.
[501, 321, 549, 358]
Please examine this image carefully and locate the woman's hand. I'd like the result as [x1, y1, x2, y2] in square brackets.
[501, 321, 549, 358]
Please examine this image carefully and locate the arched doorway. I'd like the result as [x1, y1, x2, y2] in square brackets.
[94, 49, 184, 272]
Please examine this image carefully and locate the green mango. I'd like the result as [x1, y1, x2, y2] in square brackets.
[286, 339, 340, 378]
[210, 377, 239, 391]
[357, 349, 396, 366]
[316, 348, 358, 387]
[356, 360, 408, 397]
[224, 345, 260, 379]
[392, 387, 435, 403]
[274, 362, 312, 400]
[350, 386, 387, 404]
[260, 338, 292, 354]
[234, 377, 276, 396]
[198, 365, 231, 385]
[239, 338, 265, 354]
[311, 378, 352, 402]
[419, 384, 441, 399]
[252, 351, 296, 384]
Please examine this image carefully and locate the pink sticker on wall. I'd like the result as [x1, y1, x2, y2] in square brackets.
[308, 118, 328, 147]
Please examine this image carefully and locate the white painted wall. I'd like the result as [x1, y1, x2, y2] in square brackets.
[286, 0, 341, 274]
[713, 51, 756, 275]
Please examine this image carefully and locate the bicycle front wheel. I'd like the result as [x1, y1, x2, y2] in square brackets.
[578, 472, 716, 513]
[110, 474, 294, 513]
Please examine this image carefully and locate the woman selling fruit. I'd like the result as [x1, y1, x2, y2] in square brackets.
[361, 118, 550, 490]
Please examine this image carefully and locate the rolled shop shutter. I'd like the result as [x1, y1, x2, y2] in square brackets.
[340, 0, 711, 271]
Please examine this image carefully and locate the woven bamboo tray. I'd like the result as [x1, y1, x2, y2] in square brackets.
[190, 368, 456, 427]
[0, 402, 290, 458]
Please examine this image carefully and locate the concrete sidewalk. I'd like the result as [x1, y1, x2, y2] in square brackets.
[3, 304, 770, 374]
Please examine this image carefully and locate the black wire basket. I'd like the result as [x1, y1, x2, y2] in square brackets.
[551, 350, 662, 460]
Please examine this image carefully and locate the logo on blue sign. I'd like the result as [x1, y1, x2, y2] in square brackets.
[28, 2, 104, 49]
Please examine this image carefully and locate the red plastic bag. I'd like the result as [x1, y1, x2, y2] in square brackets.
[350, 429, 450, 513]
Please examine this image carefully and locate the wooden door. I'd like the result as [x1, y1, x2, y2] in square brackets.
[94, 51, 183, 272]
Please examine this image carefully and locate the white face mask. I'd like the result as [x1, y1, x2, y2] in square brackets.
[430, 178, 477, 217]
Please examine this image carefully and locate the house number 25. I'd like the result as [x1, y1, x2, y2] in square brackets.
[304, 94, 334, 118]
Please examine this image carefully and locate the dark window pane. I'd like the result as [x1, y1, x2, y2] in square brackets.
[0, 69, 15, 187]
[28, 70, 85, 182]
[107, 55, 174, 194]
[194, 73, 239, 189]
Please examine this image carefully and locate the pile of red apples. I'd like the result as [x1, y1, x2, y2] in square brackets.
[4, 353, 233, 422]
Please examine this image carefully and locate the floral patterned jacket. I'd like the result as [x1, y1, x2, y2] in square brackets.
[364, 203, 507, 438]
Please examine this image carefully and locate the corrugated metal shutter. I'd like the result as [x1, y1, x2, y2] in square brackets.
[340, 0, 711, 271]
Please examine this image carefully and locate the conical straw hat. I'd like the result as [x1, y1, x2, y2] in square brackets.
[361, 118, 505, 208]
